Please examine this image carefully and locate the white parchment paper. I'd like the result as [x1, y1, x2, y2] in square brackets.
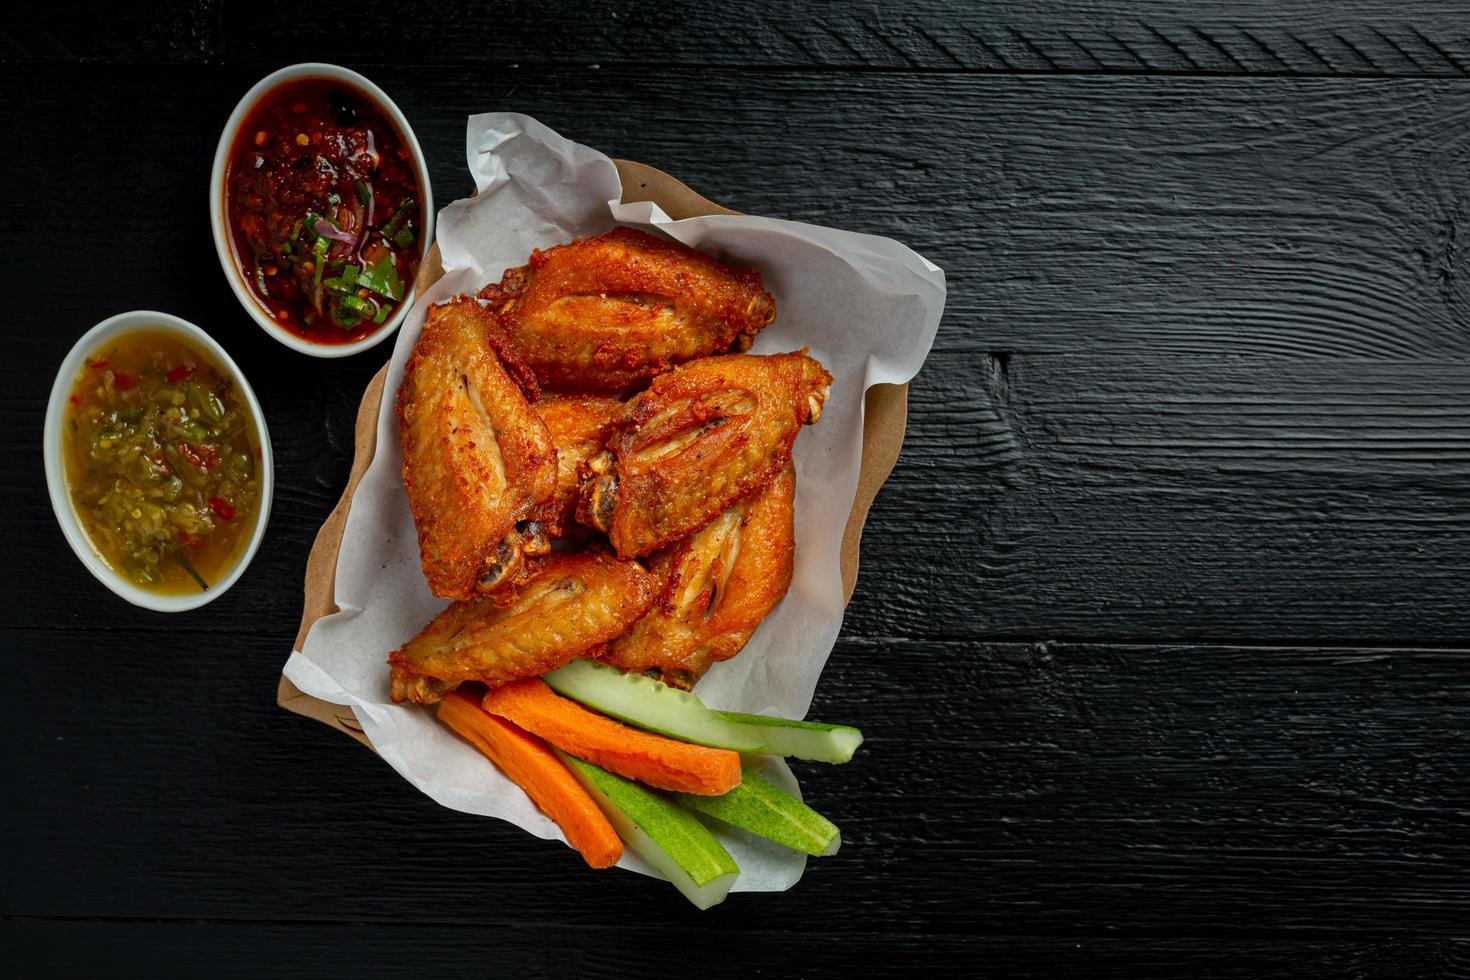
[284, 113, 945, 893]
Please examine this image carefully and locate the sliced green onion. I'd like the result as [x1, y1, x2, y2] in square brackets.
[373, 303, 392, 325]
[312, 237, 329, 288]
[381, 197, 416, 239]
[322, 264, 362, 293]
[392, 227, 415, 250]
[355, 180, 372, 207]
[184, 383, 225, 423]
[333, 298, 363, 329]
[357, 253, 404, 301]
[340, 294, 375, 316]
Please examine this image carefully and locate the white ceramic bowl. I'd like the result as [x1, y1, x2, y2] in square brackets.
[43, 310, 275, 612]
[209, 63, 434, 358]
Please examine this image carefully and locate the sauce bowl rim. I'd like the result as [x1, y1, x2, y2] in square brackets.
[209, 62, 434, 359]
[43, 310, 276, 612]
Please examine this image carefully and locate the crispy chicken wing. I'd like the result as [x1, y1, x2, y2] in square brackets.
[532, 393, 623, 539]
[389, 552, 656, 703]
[397, 298, 558, 599]
[579, 350, 830, 558]
[600, 464, 795, 689]
[478, 227, 777, 392]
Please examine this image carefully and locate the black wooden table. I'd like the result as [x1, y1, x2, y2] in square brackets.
[6, 3, 1470, 977]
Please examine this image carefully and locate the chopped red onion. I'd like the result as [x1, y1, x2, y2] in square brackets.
[312, 218, 357, 246]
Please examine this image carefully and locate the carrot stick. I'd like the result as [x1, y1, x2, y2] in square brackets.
[482, 678, 742, 796]
[437, 690, 623, 869]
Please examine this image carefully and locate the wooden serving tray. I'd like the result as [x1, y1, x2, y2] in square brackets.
[279, 159, 911, 748]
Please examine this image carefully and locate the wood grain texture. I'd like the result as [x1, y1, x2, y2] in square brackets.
[8, 19, 1470, 975]
[5, 2, 1470, 77]
[5, 636, 1470, 937]
[2, 922, 1466, 979]
[13, 67, 1470, 361]
[849, 353, 1470, 642]
[9, 66, 1470, 644]
[17, 353, 1469, 642]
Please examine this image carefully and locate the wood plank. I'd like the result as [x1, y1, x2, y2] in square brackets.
[847, 353, 1470, 642]
[17, 352, 1467, 644]
[10, 65, 1470, 643]
[1, 921, 1464, 979]
[12, 65, 1470, 365]
[9, 57, 1470, 957]
[5, 636, 1470, 936]
[5, 2, 1470, 77]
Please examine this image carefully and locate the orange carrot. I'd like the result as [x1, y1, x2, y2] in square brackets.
[437, 690, 623, 869]
[482, 678, 742, 796]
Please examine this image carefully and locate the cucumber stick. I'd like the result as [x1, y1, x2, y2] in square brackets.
[559, 752, 739, 910]
[714, 711, 864, 765]
[676, 767, 841, 857]
[542, 659, 864, 763]
[542, 659, 763, 750]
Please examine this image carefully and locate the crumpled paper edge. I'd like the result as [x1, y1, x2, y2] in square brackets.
[284, 111, 946, 892]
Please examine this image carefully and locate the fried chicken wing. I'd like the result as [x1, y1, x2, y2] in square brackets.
[532, 393, 623, 539]
[580, 350, 830, 558]
[600, 464, 795, 689]
[389, 552, 656, 704]
[478, 227, 777, 392]
[397, 298, 558, 599]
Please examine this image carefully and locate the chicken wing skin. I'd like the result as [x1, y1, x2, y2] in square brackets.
[478, 227, 777, 392]
[532, 393, 623, 539]
[389, 552, 656, 703]
[600, 464, 795, 689]
[397, 298, 558, 599]
[579, 350, 831, 558]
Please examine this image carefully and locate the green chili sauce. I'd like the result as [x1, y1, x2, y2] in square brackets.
[63, 331, 262, 594]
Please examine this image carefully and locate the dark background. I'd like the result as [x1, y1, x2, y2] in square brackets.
[5, 2, 1470, 977]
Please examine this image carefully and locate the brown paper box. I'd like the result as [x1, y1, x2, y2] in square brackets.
[279, 159, 911, 748]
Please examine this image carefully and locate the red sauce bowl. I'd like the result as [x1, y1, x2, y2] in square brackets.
[210, 64, 434, 357]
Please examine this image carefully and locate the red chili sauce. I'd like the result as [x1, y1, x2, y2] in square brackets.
[225, 77, 423, 345]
